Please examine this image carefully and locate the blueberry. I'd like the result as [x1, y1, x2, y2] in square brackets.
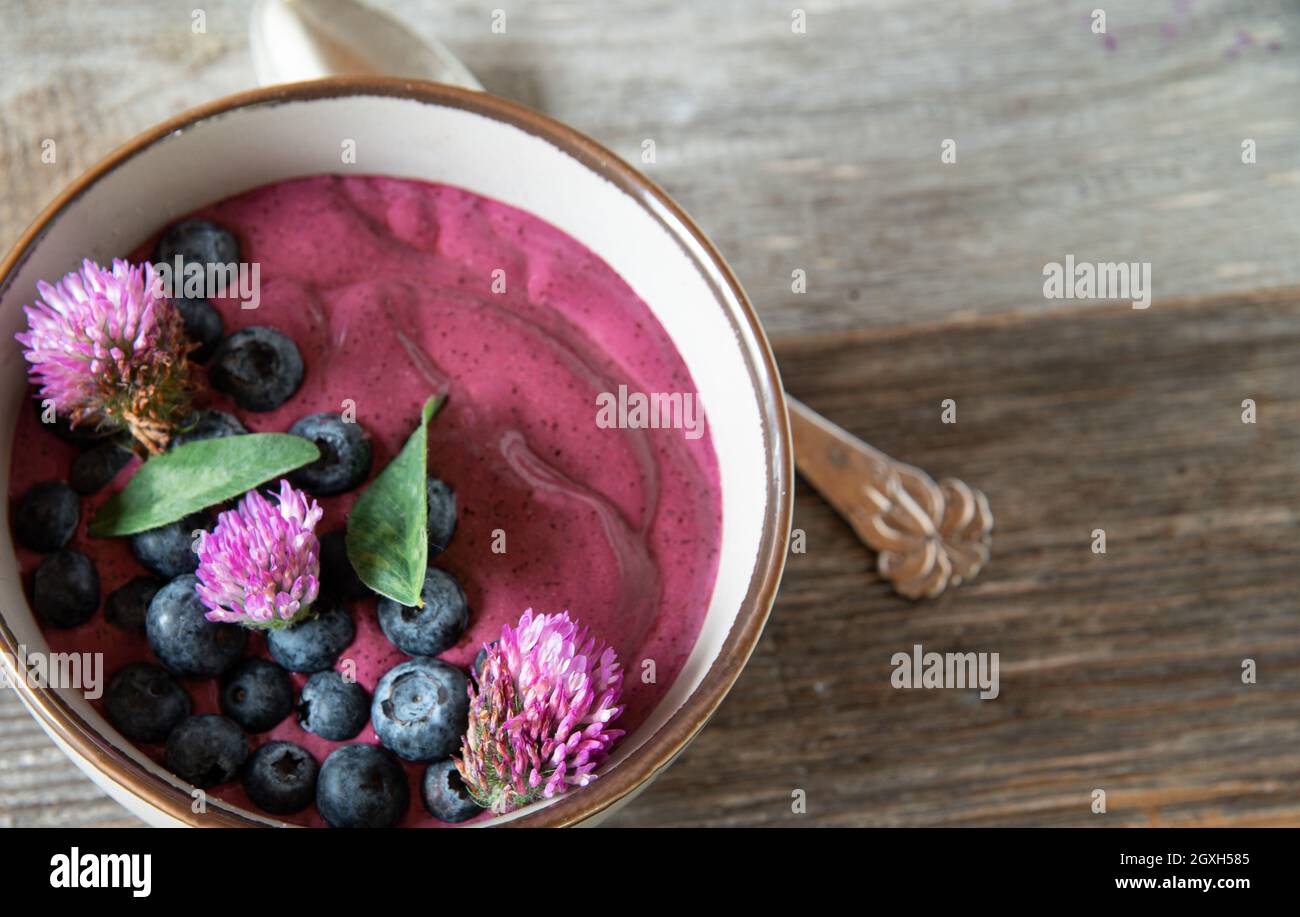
[14, 481, 80, 552]
[172, 409, 248, 449]
[210, 326, 303, 412]
[105, 575, 162, 633]
[376, 568, 468, 657]
[104, 662, 191, 742]
[130, 511, 210, 579]
[33, 400, 105, 446]
[471, 642, 495, 680]
[219, 658, 294, 732]
[287, 413, 372, 495]
[32, 550, 99, 628]
[243, 741, 319, 816]
[318, 529, 368, 602]
[164, 714, 248, 788]
[298, 670, 370, 741]
[371, 657, 469, 763]
[173, 298, 224, 362]
[422, 759, 482, 823]
[426, 478, 457, 556]
[316, 744, 409, 828]
[156, 218, 240, 271]
[70, 442, 133, 495]
[146, 574, 247, 677]
[266, 596, 354, 673]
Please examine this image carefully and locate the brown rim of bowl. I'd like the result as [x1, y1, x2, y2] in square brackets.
[0, 76, 793, 828]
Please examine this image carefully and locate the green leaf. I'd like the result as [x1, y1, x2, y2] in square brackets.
[346, 395, 443, 606]
[88, 434, 321, 537]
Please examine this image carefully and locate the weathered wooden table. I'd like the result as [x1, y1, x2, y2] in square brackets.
[2, 0, 1297, 827]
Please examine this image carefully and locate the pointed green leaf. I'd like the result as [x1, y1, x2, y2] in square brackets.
[346, 395, 443, 606]
[88, 433, 321, 536]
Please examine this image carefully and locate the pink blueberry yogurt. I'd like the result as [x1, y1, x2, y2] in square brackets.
[8, 174, 722, 826]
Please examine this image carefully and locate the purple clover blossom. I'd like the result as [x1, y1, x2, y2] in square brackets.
[456, 608, 624, 815]
[14, 258, 193, 453]
[195, 480, 324, 629]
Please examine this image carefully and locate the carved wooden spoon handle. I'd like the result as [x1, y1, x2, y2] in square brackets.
[787, 397, 993, 599]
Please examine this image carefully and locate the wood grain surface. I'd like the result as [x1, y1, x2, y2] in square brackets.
[1, 0, 1298, 827]
[615, 289, 1300, 827]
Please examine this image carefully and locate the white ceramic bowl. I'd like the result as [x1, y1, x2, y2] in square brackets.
[0, 79, 792, 826]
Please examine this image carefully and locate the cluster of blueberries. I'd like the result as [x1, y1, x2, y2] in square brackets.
[17, 218, 483, 827]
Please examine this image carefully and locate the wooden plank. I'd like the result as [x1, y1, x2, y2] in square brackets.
[3, 0, 1300, 338]
[609, 289, 1300, 826]
[2, 265, 1297, 827]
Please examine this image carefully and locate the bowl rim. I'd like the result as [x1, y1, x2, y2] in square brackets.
[0, 76, 793, 827]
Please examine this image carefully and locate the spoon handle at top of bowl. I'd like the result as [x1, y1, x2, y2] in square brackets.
[786, 397, 993, 599]
[250, 0, 484, 89]
[249, 0, 994, 600]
